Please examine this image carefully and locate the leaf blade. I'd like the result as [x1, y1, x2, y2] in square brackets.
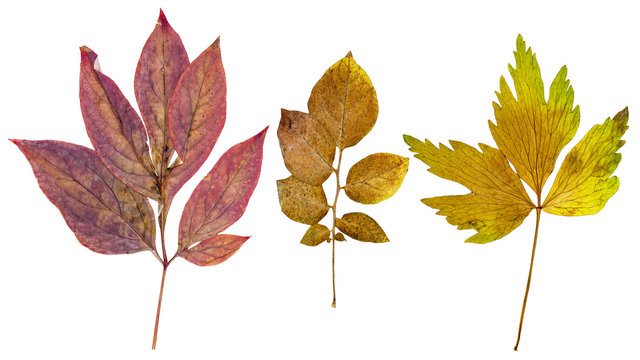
[543, 107, 628, 215]
[277, 109, 335, 185]
[404, 135, 534, 243]
[308, 52, 378, 149]
[79, 47, 160, 200]
[178, 127, 267, 250]
[335, 212, 389, 243]
[344, 153, 409, 204]
[276, 176, 330, 225]
[11, 140, 156, 254]
[134, 10, 189, 178]
[180, 234, 249, 266]
[300, 224, 330, 246]
[489, 35, 580, 194]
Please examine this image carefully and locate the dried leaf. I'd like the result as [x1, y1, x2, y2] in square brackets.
[180, 234, 249, 266]
[543, 108, 628, 215]
[334, 233, 346, 242]
[278, 109, 335, 185]
[344, 153, 409, 204]
[404, 34, 628, 350]
[489, 35, 580, 194]
[11, 140, 156, 254]
[308, 52, 378, 149]
[276, 176, 329, 225]
[335, 212, 389, 243]
[134, 9, 189, 178]
[165, 38, 226, 204]
[404, 136, 534, 244]
[79, 47, 160, 200]
[178, 128, 267, 251]
[300, 224, 330, 246]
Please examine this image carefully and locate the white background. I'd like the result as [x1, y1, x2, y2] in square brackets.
[1, 0, 638, 358]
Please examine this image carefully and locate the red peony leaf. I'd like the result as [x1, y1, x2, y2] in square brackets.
[163, 39, 226, 208]
[134, 10, 189, 179]
[11, 139, 156, 254]
[178, 127, 267, 251]
[79, 46, 160, 200]
[180, 234, 249, 266]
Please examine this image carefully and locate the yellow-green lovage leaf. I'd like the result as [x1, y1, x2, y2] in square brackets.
[404, 35, 628, 350]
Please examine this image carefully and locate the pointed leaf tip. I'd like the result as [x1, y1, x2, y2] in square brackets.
[346, 51, 353, 58]
[157, 9, 168, 25]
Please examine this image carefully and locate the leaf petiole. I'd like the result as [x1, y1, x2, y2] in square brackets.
[330, 149, 344, 308]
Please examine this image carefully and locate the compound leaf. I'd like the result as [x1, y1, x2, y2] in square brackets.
[178, 128, 267, 251]
[489, 35, 580, 194]
[277, 109, 335, 185]
[335, 212, 389, 243]
[134, 10, 189, 178]
[344, 153, 409, 204]
[404, 135, 534, 244]
[11, 140, 156, 254]
[277, 176, 330, 225]
[543, 107, 628, 215]
[301, 224, 330, 246]
[308, 52, 378, 149]
[79, 47, 159, 200]
[180, 234, 249, 266]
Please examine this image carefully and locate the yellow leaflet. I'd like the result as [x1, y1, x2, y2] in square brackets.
[489, 35, 580, 195]
[543, 108, 628, 215]
[404, 135, 534, 244]
[307, 52, 378, 149]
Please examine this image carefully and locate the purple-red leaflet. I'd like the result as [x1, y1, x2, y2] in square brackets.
[163, 38, 227, 209]
[180, 234, 249, 266]
[79, 46, 160, 200]
[178, 127, 268, 251]
[11, 139, 156, 254]
[134, 10, 189, 179]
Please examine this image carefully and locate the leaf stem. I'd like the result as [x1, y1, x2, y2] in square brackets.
[152, 264, 167, 350]
[330, 149, 344, 308]
[514, 207, 541, 351]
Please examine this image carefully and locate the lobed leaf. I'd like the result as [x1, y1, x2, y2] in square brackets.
[134, 9, 189, 179]
[300, 224, 330, 246]
[180, 234, 249, 266]
[79, 47, 160, 200]
[276, 176, 330, 225]
[489, 35, 580, 194]
[178, 128, 267, 251]
[11, 140, 156, 254]
[308, 52, 378, 149]
[277, 109, 335, 185]
[543, 107, 629, 215]
[404, 135, 534, 243]
[164, 38, 226, 206]
[335, 212, 389, 243]
[344, 153, 409, 204]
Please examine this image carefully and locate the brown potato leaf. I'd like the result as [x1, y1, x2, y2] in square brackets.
[278, 109, 335, 185]
[335, 212, 389, 243]
[308, 52, 378, 149]
[300, 224, 331, 246]
[344, 153, 409, 204]
[276, 176, 330, 225]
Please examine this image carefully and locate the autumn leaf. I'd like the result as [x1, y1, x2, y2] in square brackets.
[405, 35, 628, 350]
[11, 10, 267, 350]
[11, 140, 157, 255]
[79, 46, 160, 200]
[134, 9, 189, 179]
[277, 52, 408, 307]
